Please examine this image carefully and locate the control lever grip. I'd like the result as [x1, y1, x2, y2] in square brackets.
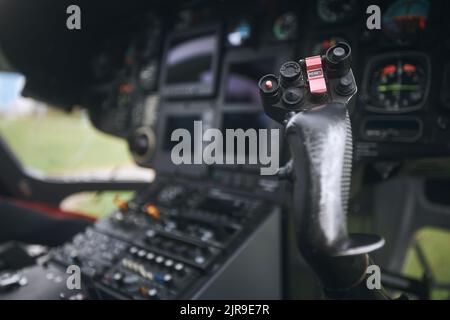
[260, 43, 386, 295]
[287, 103, 386, 254]
[284, 103, 385, 291]
[286, 103, 354, 256]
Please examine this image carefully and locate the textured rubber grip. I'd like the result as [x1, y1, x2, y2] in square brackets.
[286, 102, 350, 256]
[341, 110, 353, 219]
[285, 102, 384, 260]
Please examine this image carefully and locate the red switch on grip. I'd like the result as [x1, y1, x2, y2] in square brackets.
[305, 56, 327, 95]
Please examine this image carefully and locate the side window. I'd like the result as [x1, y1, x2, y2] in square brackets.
[403, 227, 450, 300]
[0, 72, 152, 179]
[0, 72, 153, 217]
[60, 191, 136, 219]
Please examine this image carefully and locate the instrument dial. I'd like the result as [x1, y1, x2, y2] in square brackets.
[383, 0, 430, 43]
[273, 12, 298, 41]
[366, 56, 429, 113]
[317, 0, 357, 24]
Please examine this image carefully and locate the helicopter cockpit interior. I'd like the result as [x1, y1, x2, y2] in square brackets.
[0, 0, 449, 301]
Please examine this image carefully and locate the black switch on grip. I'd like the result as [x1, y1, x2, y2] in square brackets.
[282, 88, 304, 108]
[259, 74, 279, 95]
[336, 72, 357, 96]
[280, 61, 301, 85]
[325, 42, 352, 78]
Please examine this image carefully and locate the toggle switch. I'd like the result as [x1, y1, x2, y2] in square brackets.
[305, 55, 327, 96]
[144, 204, 160, 219]
[113, 195, 128, 210]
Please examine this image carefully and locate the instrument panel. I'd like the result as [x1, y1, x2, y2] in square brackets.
[82, 0, 450, 171]
[86, 14, 163, 139]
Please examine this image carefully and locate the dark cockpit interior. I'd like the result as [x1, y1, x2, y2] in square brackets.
[0, 0, 449, 301]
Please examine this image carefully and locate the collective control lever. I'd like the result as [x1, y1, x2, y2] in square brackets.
[259, 43, 386, 297]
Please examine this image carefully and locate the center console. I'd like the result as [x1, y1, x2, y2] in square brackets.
[43, 177, 282, 300]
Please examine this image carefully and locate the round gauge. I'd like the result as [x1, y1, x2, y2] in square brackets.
[312, 36, 348, 56]
[382, 0, 430, 42]
[367, 57, 429, 113]
[317, 0, 357, 24]
[273, 12, 298, 41]
[139, 60, 158, 92]
[227, 20, 252, 46]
